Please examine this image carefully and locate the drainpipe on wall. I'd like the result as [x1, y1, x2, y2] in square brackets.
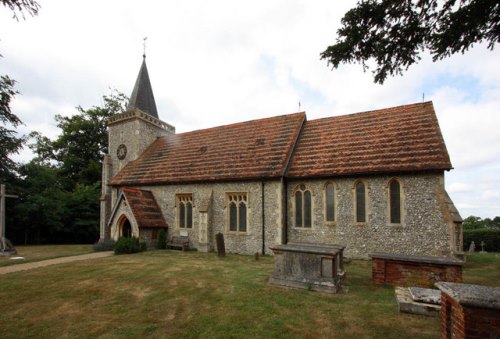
[282, 177, 288, 245]
[261, 181, 265, 255]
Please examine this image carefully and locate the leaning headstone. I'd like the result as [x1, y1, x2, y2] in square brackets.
[468, 241, 476, 253]
[216, 232, 225, 257]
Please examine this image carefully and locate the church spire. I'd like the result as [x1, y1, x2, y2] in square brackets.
[127, 55, 159, 119]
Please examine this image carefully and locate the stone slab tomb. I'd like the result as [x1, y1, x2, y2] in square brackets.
[395, 287, 441, 317]
[269, 243, 345, 293]
[436, 282, 500, 339]
[371, 252, 464, 288]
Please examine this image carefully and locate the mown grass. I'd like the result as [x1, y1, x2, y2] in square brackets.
[463, 252, 500, 286]
[0, 251, 498, 338]
[0, 244, 93, 267]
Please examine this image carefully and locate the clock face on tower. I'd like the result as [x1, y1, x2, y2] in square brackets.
[117, 144, 127, 160]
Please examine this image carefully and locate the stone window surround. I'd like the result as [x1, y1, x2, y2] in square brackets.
[323, 181, 337, 225]
[353, 179, 369, 225]
[176, 193, 193, 229]
[226, 192, 249, 234]
[293, 184, 314, 229]
[387, 177, 405, 226]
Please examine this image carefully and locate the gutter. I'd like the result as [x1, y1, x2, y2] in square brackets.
[261, 181, 265, 255]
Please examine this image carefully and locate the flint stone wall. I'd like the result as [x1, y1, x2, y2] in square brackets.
[287, 173, 452, 258]
[129, 180, 283, 255]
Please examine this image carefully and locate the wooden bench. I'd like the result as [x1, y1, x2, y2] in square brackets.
[167, 235, 190, 251]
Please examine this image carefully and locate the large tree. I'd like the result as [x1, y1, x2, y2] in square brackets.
[321, 0, 500, 84]
[9, 91, 128, 244]
[0, 74, 25, 181]
[0, 0, 40, 181]
[30, 91, 128, 189]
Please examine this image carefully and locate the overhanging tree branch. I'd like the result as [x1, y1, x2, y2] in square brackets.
[321, 0, 500, 84]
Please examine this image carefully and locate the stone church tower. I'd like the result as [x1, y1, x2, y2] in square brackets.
[99, 56, 175, 240]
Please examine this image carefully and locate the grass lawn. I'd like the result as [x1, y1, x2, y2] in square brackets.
[0, 244, 94, 267]
[0, 251, 498, 338]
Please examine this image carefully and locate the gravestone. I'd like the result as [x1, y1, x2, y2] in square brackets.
[480, 241, 487, 253]
[468, 241, 475, 253]
[216, 232, 225, 257]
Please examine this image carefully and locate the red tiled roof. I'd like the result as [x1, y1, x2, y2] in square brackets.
[110, 113, 306, 185]
[287, 102, 452, 178]
[121, 187, 167, 228]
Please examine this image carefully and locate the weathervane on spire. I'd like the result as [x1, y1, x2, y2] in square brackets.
[143, 37, 148, 58]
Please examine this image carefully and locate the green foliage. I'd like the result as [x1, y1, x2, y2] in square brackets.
[157, 229, 167, 249]
[113, 237, 146, 255]
[463, 215, 500, 230]
[0, 74, 25, 181]
[4, 91, 128, 245]
[8, 162, 101, 244]
[464, 228, 500, 252]
[321, 0, 500, 83]
[29, 90, 128, 189]
[11, 162, 65, 244]
[93, 239, 116, 252]
[463, 215, 484, 230]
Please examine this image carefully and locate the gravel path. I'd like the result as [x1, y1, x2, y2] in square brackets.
[0, 251, 113, 275]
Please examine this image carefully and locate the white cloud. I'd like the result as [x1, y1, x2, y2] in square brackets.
[447, 183, 473, 194]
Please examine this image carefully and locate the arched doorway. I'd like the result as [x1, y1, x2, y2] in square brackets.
[120, 218, 132, 238]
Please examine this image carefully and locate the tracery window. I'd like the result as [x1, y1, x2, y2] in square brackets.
[227, 193, 247, 232]
[389, 179, 402, 224]
[355, 181, 367, 223]
[177, 194, 193, 228]
[295, 184, 312, 228]
[325, 182, 336, 222]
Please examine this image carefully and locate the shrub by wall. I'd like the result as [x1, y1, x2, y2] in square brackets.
[114, 237, 147, 254]
[463, 228, 500, 252]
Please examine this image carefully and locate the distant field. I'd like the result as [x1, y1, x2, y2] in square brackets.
[0, 244, 93, 267]
[0, 250, 498, 338]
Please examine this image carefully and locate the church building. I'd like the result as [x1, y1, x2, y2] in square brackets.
[99, 57, 463, 258]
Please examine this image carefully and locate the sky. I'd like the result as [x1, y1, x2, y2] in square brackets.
[0, 0, 499, 218]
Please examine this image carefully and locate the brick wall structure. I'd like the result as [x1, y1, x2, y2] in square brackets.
[436, 282, 500, 339]
[371, 253, 463, 288]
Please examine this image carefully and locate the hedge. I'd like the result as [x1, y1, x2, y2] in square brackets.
[463, 228, 500, 252]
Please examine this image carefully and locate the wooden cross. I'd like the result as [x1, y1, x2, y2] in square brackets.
[0, 184, 18, 240]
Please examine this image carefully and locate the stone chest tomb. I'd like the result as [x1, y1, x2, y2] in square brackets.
[269, 243, 345, 293]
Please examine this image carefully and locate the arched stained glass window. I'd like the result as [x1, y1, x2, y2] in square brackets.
[355, 181, 366, 223]
[295, 185, 312, 228]
[177, 194, 193, 228]
[295, 191, 302, 226]
[229, 202, 237, 231]
[227, 193, 247, 232]
[239, 203, 247, 232]
[325, 183, 335, 222]
[389, 179, 401, 224]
